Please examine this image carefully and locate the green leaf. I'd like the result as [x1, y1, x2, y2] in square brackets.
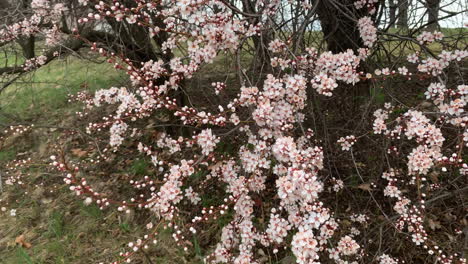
[16, 247, 33, 264]
[193, 235, 202, 257]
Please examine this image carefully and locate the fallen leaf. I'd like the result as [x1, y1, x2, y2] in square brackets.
[355, 162, 366, 168]
[429, 171, 439, 184]
[428, 218, 441, 230]
[341, 219, 352, 227]
[445, 232, 455, 242]
[208, 161, 223, 171]
[71, 148, 88, 157]
[15, 234, 32, 248]
[357, 183, 372, 191]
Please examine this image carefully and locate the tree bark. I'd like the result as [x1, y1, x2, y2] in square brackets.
[0, 0, 36, 60]
[389, 0, 397, 28]
[426, 0, 440, 31]
[396, 0, 409, 28]
[315, 0, 364, 53]
[18, 36, 35, 59]
[94, 0, 160, 63]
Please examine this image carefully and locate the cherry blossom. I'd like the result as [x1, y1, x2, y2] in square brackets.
[358, 16, 377, 47]
[2, 0, 465, 263]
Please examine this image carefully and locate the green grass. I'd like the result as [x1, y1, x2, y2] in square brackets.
[15, 247, 34, 264]
[129, 159, 150, 176]
[118, 222, 131, 233]
[0, 44, 26, 68]
[79, 202, 103, 219]
[0, 53, 126, 124]
[0, 185, 162, 264]
[0, 46, 205, 264]
[47, 211, 65, 238]
[0, 148, 16, 162]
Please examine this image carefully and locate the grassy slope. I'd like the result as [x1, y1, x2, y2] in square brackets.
[0, 54, 126, 124]
[0, 50, 198, 263]
[0, 34, 243, 262]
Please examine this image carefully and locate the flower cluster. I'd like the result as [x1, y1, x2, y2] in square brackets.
[417, 31, 444, 44]
[268, 39, 286, 53]
[337, 135, 357, 151]
[249, 74, 308, 130]
[312, 72, 338, 96]
[379, 254, 399, 264]
[337, 235, 360, 256]
[314, 49, 361, 85]
[358, 16, 377, 47]
[22, 55, 48, 71]
[418, 49, 467, 76]
[197, 129, 220, 155]
[354, 0, 379, 14]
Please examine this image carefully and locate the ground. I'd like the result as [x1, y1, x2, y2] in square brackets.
[0, 52, 202, 264]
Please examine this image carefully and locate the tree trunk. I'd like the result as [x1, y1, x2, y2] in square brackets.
[96, 0, 160, 63]
[18, 36, 35, 59]
[396, 0, 409, 28]
[426, 0, 440, 31]
[389, 0, 397, 28]
[315, 0, 364, 53]
[0, 0, 36, 59]
[241, 0, 271, 78]
[314, 0, 377, 111]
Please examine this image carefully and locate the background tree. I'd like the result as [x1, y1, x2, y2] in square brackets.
[427, 0, 441, 30]
[397, 0, 409, 28]
[388, 0, 398, 27]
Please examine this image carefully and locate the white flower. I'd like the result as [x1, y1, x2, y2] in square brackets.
[197, 129, 219, 155]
